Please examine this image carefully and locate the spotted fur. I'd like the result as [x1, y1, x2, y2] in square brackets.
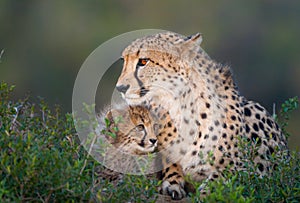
[116, 32, 289, 199]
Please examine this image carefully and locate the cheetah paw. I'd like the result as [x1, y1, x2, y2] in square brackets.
[161, 180, 186, 200]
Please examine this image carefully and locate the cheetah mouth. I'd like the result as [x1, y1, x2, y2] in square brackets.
[123, 95, 150, 106]
[122, 85, 173, 106]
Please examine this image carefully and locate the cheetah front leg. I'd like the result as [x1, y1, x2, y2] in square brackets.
[160, 160, 186, 200]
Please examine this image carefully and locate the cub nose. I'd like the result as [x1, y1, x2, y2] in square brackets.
[149, 138, 157, 145]
[116, 84, 130, 94]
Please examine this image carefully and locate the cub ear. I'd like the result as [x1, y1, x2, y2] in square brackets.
[105, 110, 114, 124]
[103, 109, 119, 143]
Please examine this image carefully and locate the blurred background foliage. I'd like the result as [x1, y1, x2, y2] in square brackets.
[0, 0, 299, 149]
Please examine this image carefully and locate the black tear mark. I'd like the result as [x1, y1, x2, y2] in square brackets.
[134, 65, 149, 97]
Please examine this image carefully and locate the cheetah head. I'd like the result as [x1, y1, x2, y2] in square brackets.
[116, 32, 206, 106]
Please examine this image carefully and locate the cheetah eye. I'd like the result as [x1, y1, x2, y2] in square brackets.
[136, 124, 145, 131]
[137, 58, 149, 67]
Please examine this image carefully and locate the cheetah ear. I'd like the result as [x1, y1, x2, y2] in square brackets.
[176, 33, 203, 57]
[185, 33, 203, 46]
[180, 33, 202, 46]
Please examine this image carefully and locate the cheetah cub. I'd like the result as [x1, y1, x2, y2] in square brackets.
[99, 104, 195, 200]
[96, 105, 161, 178]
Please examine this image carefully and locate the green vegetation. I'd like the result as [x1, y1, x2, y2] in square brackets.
[0, 81, 299, 202]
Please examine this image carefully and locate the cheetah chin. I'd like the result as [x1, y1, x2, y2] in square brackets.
[121, 94, 151, 106]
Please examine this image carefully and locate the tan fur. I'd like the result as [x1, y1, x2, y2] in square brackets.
[115, 32, 289, 199]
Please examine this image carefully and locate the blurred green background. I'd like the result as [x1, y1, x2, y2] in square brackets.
[0, 0, 299, 149]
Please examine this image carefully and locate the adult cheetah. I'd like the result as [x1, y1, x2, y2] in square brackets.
[115, 32, 289, 199]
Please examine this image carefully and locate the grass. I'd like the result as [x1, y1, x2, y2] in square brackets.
[0, 81, 299, 202]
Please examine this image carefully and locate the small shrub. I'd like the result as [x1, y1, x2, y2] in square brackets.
[277, 96, 299, 139]
[0, 81, 96, 202]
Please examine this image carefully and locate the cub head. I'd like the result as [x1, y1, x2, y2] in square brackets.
[116, 31, 204, 106]
[103, 105, 158, 155]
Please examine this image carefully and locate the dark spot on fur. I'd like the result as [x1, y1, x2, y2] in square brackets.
[245, 124, 250, 133]
[180, 149, 187, 155]
[234, 151, 239, 157]
[245, 107, 251, 117]
[259, 122, 265, 130]
[222, 133, 227, 138]
[267, 119, 273, 128]
[257, 163, 264, 172]
[251, 132, 261, 144]
[255, 104, 264, 112]
[190, 130, 195, 136]
[253, 123, 259, 132]
[268, 146, 274, 155]
[214, 120, 220, 126]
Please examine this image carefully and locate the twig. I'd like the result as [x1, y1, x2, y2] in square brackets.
[0, 49, 4, 61]
[272, 103, 276, 119]
[10, 104, 22, 130]
[79, 132, 97, 175]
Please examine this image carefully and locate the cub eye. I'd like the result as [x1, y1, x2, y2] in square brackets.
[137, 58, 149, 67]
[136, 124, 145, 131]
[153, 124, 160, 134]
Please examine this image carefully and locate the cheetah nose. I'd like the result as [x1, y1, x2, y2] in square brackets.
[149, 138, 157, 145]
[116, 84, 130, 94]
